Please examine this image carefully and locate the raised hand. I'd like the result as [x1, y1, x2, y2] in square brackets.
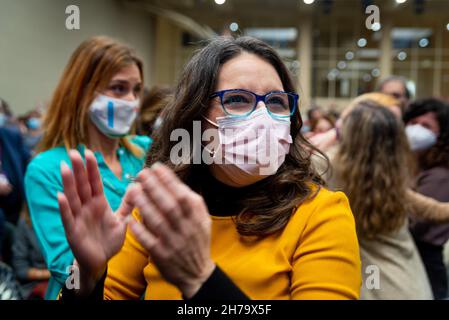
[57, 149, 137, 294]
[129, 163, 215, 299]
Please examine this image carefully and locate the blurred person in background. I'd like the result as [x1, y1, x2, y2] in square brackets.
[313, 95, 449, 299]
[377, 76, 411, 112]
[301, 105, 323, 134]
[0, 122, 30, 226]
[403, 98, 449, 299]
[22, 110, 44, 152]
[309, 113, 336, 135]
[12, 206, 50, 299]
[333, 102, 433, 299]
[135, 86, 172, 137]
[25, 36, 152, 299]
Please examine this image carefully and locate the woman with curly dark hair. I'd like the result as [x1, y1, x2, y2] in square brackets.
[403, 98, 449, 299]
[56, 36, 361, 300]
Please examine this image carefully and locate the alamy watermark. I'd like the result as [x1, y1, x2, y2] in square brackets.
[64, 262, 381, 292]
[365, 5, 381, 31]
[65, 5, 80, 30]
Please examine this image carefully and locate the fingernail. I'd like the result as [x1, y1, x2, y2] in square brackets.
[60, 160, 70, 171]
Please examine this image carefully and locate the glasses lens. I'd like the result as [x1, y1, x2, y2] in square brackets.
[266, 93, 293, 116]
[222, 91, 255, 115]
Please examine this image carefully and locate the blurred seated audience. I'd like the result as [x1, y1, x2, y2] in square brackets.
[0, 261, 23, 300]
[12, 206, 49, 300]
[309, 113, 336, 135]
[19, 110, 43, 152]
[302, 105, 323, 134]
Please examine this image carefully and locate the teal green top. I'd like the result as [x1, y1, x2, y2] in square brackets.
[24, 135, 151, 300]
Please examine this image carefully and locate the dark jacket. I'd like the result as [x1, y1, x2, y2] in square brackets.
[0, 127, 30, 224]
[410, 167, 449, 245]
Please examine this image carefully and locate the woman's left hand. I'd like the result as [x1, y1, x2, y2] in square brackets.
[129, 163, 215, 299]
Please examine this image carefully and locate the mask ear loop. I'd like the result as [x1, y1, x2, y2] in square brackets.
[201, 115, 220, 157]
[201, 115, 219, 128]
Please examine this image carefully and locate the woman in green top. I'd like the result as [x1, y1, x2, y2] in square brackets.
[24, 36, 151, 299]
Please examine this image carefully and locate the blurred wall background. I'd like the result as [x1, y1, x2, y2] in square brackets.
[0, 0, 155, 114]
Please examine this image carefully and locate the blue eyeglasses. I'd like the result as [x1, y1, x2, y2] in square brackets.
[210, 89, 299, 118]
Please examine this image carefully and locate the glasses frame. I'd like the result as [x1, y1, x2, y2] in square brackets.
[210, 89, 299, 119]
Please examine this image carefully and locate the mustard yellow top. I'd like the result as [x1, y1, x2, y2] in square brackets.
[104, 188, 361, 300]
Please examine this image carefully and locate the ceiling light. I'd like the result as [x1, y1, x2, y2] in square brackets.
[357, 38, 367, 48]
[229, 22, 239, 32]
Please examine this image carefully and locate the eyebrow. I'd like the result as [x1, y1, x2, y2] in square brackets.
[109, 79, 142, 86]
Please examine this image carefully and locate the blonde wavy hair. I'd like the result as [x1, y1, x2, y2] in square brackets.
[340, 92, 400, 121]
[334, 100, 412, 239]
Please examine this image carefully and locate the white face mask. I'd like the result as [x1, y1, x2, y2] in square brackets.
[204, 108, 293, 187]
[405, 124, 437, 151]
[89, 94, 139, 138]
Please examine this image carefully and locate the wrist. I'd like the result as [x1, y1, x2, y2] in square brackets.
[74, 261, 106, 297]
[180, 261, 216, 299]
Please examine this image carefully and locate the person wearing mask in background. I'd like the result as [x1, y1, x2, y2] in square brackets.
[23, 110, 43, 152]
[135, 86, 172, 137]
[56, 36, 361, 301]
[25, 36, 152, 300]
[377, 76, 411, 112]
[403, 98, 449, 299]
[333, 102, 433, 299]
[12, 207, 50, 299]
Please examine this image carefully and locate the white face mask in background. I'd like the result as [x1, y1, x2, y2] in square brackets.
[405, 124, 437, 151]
[89, 94, 139, 138]
[204, 108, 293, 187]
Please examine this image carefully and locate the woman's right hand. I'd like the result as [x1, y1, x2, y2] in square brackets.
[57, 150, 137, 295]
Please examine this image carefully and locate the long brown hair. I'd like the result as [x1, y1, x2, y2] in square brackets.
[334, 101, 412, 239]
[38, 36, 144, 156]
[147, 36, 325, 237]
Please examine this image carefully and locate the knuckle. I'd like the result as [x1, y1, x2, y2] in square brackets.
[174, 192, 189, 206]
[190, 193, 204, 206]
